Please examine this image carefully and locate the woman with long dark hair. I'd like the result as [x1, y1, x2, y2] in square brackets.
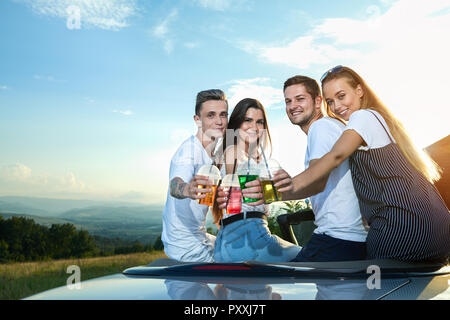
[212, 98, 301, 262]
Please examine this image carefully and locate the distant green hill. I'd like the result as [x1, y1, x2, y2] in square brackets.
[0, 212, 70, 227]
[58, 205, 163, 224]
[0, 200, 50, 217]
[57, 206, 164, 244]
[0, 196, 164, 245]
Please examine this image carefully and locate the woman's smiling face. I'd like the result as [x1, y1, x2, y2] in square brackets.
[238, 107, 265, 145]
[323, 77, 364, 121]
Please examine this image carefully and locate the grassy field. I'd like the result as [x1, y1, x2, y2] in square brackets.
[0, 251, 167, 300]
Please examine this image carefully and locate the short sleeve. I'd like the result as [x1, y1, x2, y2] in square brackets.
[306, 118, 344, 166]
[170, 155, 195, 183]
[345, 110, 394, 149]
[169, 139, 199, 182]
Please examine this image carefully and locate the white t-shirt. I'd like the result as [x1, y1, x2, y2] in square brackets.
[161, 135, 216, 262]
[305, 117, 367, 242]
[345, 109, 396, 150]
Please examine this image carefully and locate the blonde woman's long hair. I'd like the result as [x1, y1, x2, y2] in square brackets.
[321, 66, 441, 183]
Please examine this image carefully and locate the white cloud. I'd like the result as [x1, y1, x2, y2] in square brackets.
[242, 0, 450, 71]
[151, 9, 178, 54]
[0, 85, 9, 90]
[0, 163, 32, 181]
[193, 0, 234, 11]
[17, 0, 139, 30]
[163, 40, 175, 54]
[152, 9, 178, 38]
[239, 0, 450, 147]
[0, 163, 87, 196]
[112, 109, 133, 116]
[33, 74, 66, 83]
[239, 36, 357, 70]
[33, 74, 54, 81]
[184, 41, 200, 49]
[84, 97, 95, 104]
[60, 172, 86, 191]
[192, 0, 252, 12]
[225, 78, 284, 110]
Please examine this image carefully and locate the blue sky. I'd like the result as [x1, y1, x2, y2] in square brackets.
[1, 0, 449, 204]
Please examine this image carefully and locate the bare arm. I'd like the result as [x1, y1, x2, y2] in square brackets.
[169, 177, 190, 199]
[283, 130, 364, 200]
[277, 159, 329, 200]
[169, 176, 212, 200]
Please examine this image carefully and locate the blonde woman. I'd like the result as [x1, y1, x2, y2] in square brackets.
[279, 66, 450, 262]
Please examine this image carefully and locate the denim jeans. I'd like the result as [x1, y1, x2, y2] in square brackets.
[214, 217, 302, 263]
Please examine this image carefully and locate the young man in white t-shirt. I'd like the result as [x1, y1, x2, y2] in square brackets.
[273, 75, 367, 261]
[161, 89, 228, 262]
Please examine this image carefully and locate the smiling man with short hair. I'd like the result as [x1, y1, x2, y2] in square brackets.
[161, 89, 228, 262]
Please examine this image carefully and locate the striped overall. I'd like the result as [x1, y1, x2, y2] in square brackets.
[349, 111, 450, 262]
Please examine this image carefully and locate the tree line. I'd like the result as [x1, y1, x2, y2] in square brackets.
[0, 215, 163, 263]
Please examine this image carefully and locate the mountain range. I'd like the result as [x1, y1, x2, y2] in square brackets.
[0, 196, 150, 216]
[0, 196, 165, 244]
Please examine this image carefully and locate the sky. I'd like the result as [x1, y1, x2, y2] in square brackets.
[1, 0, 449, 204]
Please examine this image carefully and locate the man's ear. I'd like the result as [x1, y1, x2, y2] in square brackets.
[194, 114, 202, 128]
[315, 95, 323, 110]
